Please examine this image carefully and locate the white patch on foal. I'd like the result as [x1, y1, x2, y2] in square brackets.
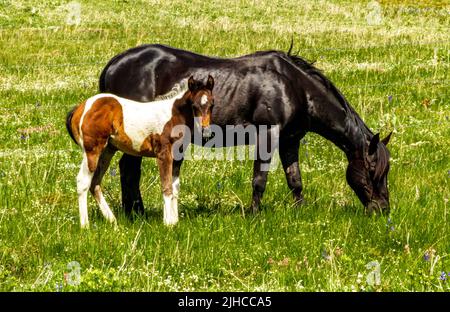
[80, 91, 185, 153]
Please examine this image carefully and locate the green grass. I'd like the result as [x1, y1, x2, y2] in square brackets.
[0, 0, 449, 291]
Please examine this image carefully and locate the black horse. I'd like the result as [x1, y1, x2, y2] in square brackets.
[97, 44, 392, 215]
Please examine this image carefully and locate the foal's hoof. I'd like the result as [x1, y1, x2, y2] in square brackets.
[164, 219, 179, 227]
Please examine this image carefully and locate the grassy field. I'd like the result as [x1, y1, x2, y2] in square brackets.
[0, 0, 449, 291]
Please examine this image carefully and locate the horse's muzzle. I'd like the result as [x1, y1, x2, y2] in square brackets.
[366, 200, 389, 215]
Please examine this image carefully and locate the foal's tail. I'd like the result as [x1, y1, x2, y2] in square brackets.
[66, 106, 78, 145]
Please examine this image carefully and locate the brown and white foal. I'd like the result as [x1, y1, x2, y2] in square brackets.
[67, 75, 214, 228]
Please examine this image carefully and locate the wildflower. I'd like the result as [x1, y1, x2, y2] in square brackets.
[423, 249, 436, 261]
[322, 249, 331, 261]
[109, 168, 117, 177]
[388, 95, 393, 103]
[55, 282, 63, 292]
[216, 182, 223, 190]
[356, 273, 363, 284]
[404, 244, 410, 255]
[278, 257, 290, 267]
[20, 133, 28, 140]
[440, 272, 447, 281]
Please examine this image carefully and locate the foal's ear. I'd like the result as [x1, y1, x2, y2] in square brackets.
[368, 133, 380, 155]
[381, 131, 392, 146]
[188, 76, 196, 92]
[206, 75, 214, 91]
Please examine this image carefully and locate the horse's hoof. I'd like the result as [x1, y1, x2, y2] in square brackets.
[294, 194, 306, 206]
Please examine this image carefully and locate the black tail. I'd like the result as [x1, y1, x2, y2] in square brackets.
[66, 106, 78, 145]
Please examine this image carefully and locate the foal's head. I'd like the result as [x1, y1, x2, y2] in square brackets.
[186, 75, 214, 133]
[346, 132, 392, 214]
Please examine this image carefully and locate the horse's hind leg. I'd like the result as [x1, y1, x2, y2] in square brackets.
[251, 127, 279, 214]
[89, 144, 117, 224]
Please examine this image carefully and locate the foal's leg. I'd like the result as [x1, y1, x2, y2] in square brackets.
[279, 136, 304, 204]
[77, 152, 94, 228]
[171, 158, 183, 220]
[156, 146, 177, 225]
[89, 144, 117, 224]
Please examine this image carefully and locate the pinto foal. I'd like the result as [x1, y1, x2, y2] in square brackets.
[67, 75, 214, 228]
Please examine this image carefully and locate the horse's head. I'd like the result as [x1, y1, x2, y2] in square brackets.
[346, 132, 392, 214]
[187, 75, 214, 135]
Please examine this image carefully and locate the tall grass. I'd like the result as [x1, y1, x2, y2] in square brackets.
[0, 0, 448, 291]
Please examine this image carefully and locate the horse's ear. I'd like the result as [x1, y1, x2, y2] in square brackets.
[368, 133, 380, 155]
[381, 131, 392, 146]
[206, 75, 214, 91]
[188, 76, 196, 92]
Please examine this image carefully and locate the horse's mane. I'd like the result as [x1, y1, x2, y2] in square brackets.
[283, 45, 390, 177]
[154, 79, 188, 100]
[283, 45, 373, 138]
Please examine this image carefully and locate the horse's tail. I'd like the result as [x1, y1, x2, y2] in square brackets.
[66, 106, 78, 145]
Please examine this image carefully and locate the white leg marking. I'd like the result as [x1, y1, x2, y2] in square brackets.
[93, 185, 116, 224]
[171, 176, 180, 224]
[163, 194, 178, 226]
[77, 153, 93, 229]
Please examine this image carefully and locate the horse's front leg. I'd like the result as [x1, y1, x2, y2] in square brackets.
[156, 145, 177, 225]
[251, 127, 278, 214]
[279, 135, 304, 205]
[171, 158, 183, 221]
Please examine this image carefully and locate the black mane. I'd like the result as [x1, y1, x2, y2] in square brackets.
[284, 48, 374, 138]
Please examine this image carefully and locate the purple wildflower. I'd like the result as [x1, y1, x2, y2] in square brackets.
[423, 252, 430, 261]
[20, 133, 28, 140]
[109, 168, 117, 177]
[388, 95, 393, 103]
[440, 272, 447, 281]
